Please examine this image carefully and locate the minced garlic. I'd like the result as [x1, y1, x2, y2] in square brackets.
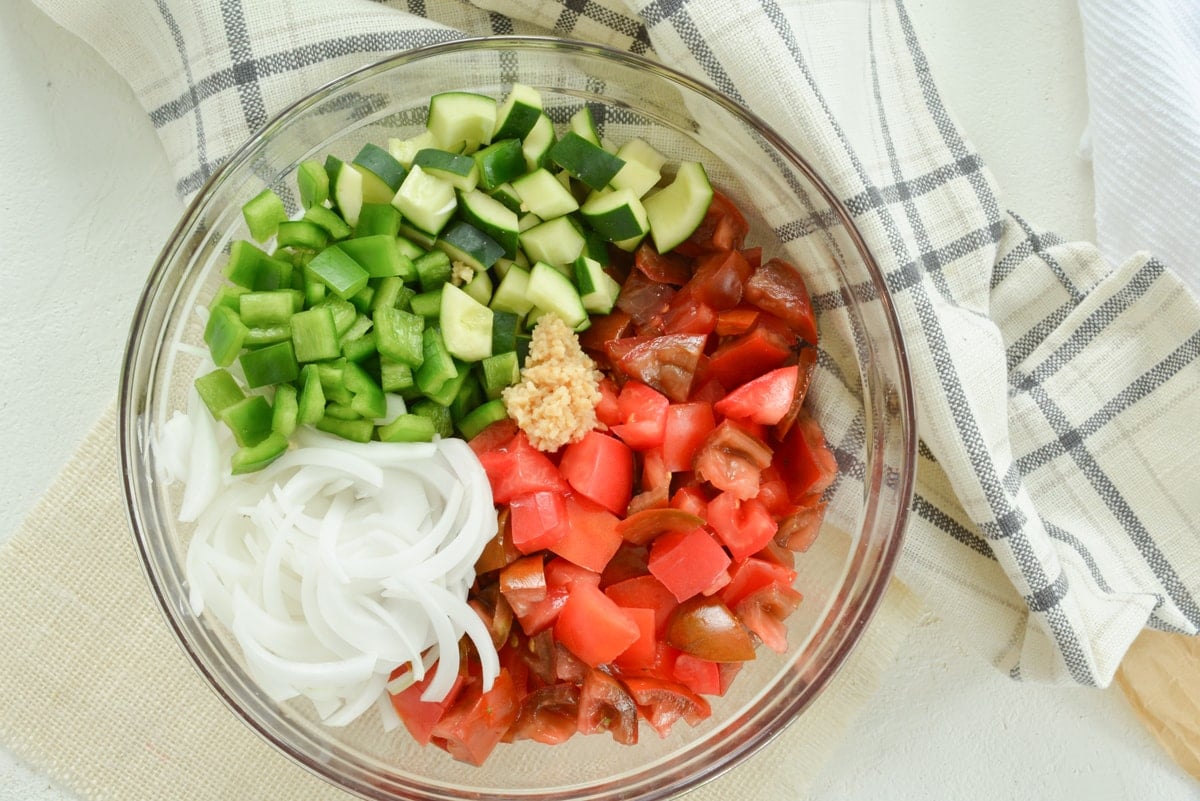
[502, 314, 603, 452]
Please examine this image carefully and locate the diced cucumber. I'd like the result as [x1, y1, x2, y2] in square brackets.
[490, 309, 519, 354]
[581, 188, 649, 243]
[457, 188, 520, 258]
[568, 105, 601, 146]
[391, 164, 457, 237]
[521, 112, 556, 171]
[520, 215, 586, 270]
[440, 282, 494, 363]
[643, 161, 714, 253]
[473, 139, 526, 192]
[549, 132, 625, 191]
[326, 155, 364, 227]
[511, 168, 579, 218]
[413, 148, 480, 192]
[526, 261, 588, 330]
[435, 220, 504, 273]
[493, 83, 544, 141]
[462, 268, 494, 306]
[396, 222, 437, 250]
[573, 255, 622, 314]
[489, 264, 535, 316]
[611, 138, 667, 198]
[387, 130, 437, 168]
[489, 182, 524, 214]
[353, 143, 408, 202]
[426, 92, 497, 154]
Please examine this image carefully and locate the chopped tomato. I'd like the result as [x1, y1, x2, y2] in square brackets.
[744, 257, 818, 345]
[614, 607, 658, 670]
[508, 683, 580, 745]
[606, 333, 707, 402]
[661, 292, 718, 336]
[467, 417, 519, 455]
[623, 677, 711, 738]
[578, 667, 639, 745]
[616, 269, 676, 333]
[554, 640, 589, 684]
[477, 432, 569, 504]
[513, 585, 569, 636]
[706, 493, 778, 563]
[692, 420, 774, 500]
[599, 542, 650, 586]
[647, 527, 731, 603]
[671, 653, 722, 696]
[676, 190, 748, 254]
[686, 249, 753, 310]
[389, 669, 466, 747]
[713, 364, 799, 425]
[736, 584, 804, 654]
[550, 494, 623, 573]
[661, 402, 716, 472]
[554, 582, 640, 667]
[669, 485, 709, 519]
[499, 554, 547, 619]
[705, 319, 793, 388]
[595, 377, 622, 428]
[616, 507, 705, 546]
[665, 595, 756, 662]
[474, 507, 519, 574]
[634, 241, 691, 285]
[509, 491, 570, 554]
[544, 557, 602, 589]
[579, 310, 633, 362]
[604, 574, 679, 637]
[558, 431, 634, 515]
[773, 346, 817, 439]
[775, 499, 827, 553]
[714, 306, 760, 336]
[430, 670, 520, 766]
[610, 381, 670, 450]
[775, 411, 838, 501]
[721, 556, 798, 609]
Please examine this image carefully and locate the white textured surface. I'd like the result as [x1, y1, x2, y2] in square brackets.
[0, 0, 1192, 799]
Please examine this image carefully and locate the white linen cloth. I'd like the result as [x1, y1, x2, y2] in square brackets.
[3, 1, 1200, 797]
[1079, 0, 1200, 295]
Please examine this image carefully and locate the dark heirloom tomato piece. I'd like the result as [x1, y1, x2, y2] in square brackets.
[686, 248, 753, 310]
[773, 345, 818, 439]
[499, 555, 547, 619]
[616, 507, 706, 546]
[634, 241, 692, 286]
[617, 270, 677, 334]
[744, 257, 819, 345]
[599, 542, 650, 586]
[508, 683, 581, 745]
[475, 506, 519, 574]
[675, 190, 749, 255]
[661, 291, 718, 336]
[775, 499, 828, 553]
[692, 420, 774, 500]
[578, 667, 639, 745]
[579, 310, 634, 364]
[665, 595, 757, 662]
[714, 305, 760, 336]
[623, 677, 712, 738]
[606, 333, 708, 403]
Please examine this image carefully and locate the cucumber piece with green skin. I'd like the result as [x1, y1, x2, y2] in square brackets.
[391, 164, 458, 237]
[573, 255, 622, 314]
[387, 130, 438, 168]
[457, 188, 520, 258]
[493, 83, 544, 141]
[488, 182, 524, 214]
[489, 264, 535, 316]
[396, 222, 437, 251]
[462, 268, 494, 306]
[490, 310, 519, 354]
[643, 161, 715, 253]
[413, 148, 480, 192]
[511, 168, 579, 219]
[426, 92, 497, 154]
[440, 282, 494, 363]
[474, 139, 526, 192]
[549, 131, 626, 191]
[435, 220, 505, 273]
[526, 261, 588, 330]
[521, 112, 557, 171]
[568, 105, 602, 146]
[580, 188, 649, 242]
[353, 143, 408, 202]
[325, 155, 364, 227]
[611, 138, 667, 198]
[520, 215, 587, 272]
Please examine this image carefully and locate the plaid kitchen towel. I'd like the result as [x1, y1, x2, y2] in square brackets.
[22, 0, 1200, 694]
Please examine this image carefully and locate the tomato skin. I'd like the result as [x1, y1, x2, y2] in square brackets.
[687, 249, 753, 310]
[580, 310, 634, 363]
[478, 432, 569, 504]
[550, 494, 623, 573]
[776, 412, 838, 502]
[509, 491, 570, 554]
[610, 381, 670, 451]
[675, 190, 748, 254]
[558, 431, 634, 515]
[475, 507, 519, 574]
[714, 306, 760, 336]
[773, 345, 817, 440]
[634, 241, 692, 286]
[578, 667, 639, 745]
[623, 676, 712, 738]
[670, 485, 709, 519]
[499, 554, 547, 619]
[706, 492, 779, 563]
[665, 595, 757, 662]
[606, 333, 708, 402]
[647, 527, 731, 603]
[617, 270, 676, 334]
[721, 556, 798, 609]
[554, 582, 641, 667]
[508, 683, 581, 745]
[775, 499, 827, 553]
[713, 364, 799, 425]
[616, 507, 705, 547]
[744, 257, 818, 345]
[671, 653, 722, 696]
[661, 293, 718, 336]
[736, 583, 804, 653]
